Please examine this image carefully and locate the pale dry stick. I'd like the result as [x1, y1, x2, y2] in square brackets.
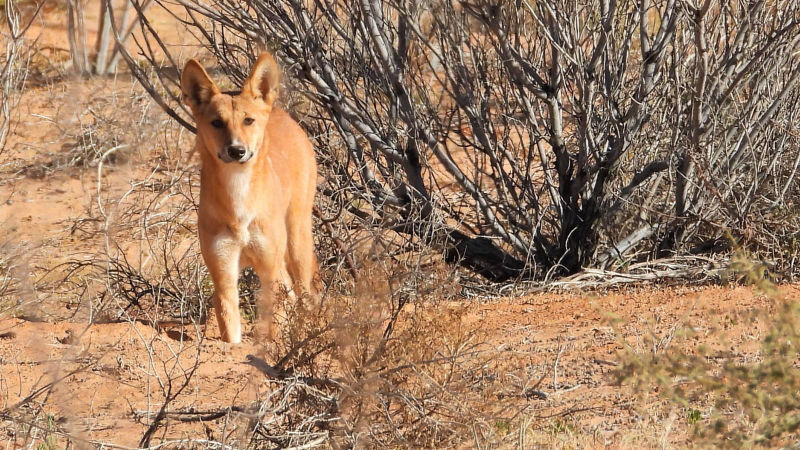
[518, 415, 530, 449]
[94, 0, 114, 73]
[105, 0, 157, 73]
[95, 145, 129, 204]
[66, 0, 90, 73]
[652, 319, 682, 356]
[67, 0, 158, 75]
[472, 423, 484, 450]
[552, 339, 566, 392]
[659, 409, 678, 448]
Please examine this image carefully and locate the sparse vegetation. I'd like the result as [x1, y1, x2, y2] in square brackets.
[617, 254, 800, 447]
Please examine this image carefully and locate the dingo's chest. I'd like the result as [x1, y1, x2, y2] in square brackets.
[208, 219, 272, 270]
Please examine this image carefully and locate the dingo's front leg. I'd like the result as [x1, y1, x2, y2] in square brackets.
[202, 235, 243, 344]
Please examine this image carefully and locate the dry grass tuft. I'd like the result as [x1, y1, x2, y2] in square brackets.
[616, 253, 800, 446]
[237, 258, 514, 448]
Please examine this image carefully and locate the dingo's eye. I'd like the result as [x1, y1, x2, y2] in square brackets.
[244, 117, 255, 126]
[211, 119, 224, 129]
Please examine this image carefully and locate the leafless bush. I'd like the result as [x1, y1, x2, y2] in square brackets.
[37, 159, 204, 324]
[19, 81, 162, 180]
[123, 0, 800, 282]
[0, 361, 97, 447]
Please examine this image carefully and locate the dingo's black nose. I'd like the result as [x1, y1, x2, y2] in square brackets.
[227, 145, 247, 160]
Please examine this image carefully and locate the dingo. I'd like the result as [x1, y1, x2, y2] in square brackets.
[181, 53, 318, 344]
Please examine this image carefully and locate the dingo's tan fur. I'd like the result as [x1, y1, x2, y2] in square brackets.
[181, 53, 317, 344]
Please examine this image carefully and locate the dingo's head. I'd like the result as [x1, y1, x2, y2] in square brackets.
[181, 53, 281, 164]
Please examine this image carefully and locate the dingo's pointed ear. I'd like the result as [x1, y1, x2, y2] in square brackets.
[243, 53, 281, 106]
[181, 59, 219, 110]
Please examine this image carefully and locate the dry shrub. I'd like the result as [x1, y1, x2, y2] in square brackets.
[41, 161, 205, 323]
[2, 406, 63, 449]
[0, 237, 25, 315]
[1, 0, 38, 313]
[250, 257, 511, 448]
[22, 82, 160, 179]
[616, 254, 800, 447]
[25, 87, 200, 322]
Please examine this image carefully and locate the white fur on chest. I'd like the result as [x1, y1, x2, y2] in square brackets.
[220, 167, 255, 243]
